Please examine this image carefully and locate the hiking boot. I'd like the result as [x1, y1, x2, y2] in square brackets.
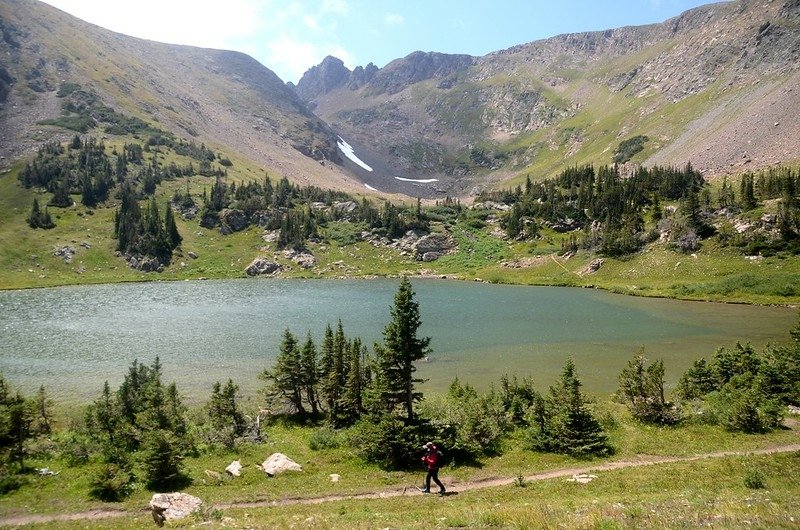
[438, 489, 446, 496]
[419, 488, 430, 493]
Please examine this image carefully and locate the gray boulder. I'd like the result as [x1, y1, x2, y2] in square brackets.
[150, 492, 202, 526]
[415, 233, 456, 260]
[245, 257, 281, 276]
[220, 209, 249, 234]
[260, 453, 302, 476]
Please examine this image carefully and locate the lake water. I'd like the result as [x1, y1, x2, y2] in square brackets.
[0, 279, 795, 404]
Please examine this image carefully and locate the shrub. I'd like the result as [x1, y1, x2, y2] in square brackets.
[89, 463, 133, 501]
[350, 415, 423, 470]
[141, 429, 185, 488]
[309, 426, 342, 451]
[743, 469, 766, 489]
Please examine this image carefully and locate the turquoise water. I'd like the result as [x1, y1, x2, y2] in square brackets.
[0, 279, 795, 403]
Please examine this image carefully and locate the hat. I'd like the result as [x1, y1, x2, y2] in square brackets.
[423, 441, 434, 449]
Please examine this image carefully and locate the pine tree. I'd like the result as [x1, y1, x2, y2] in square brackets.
[616, 348, 675, 424]
[163, 205, 182, 250]
[261, 329, 307, 414]
[531, 359, 611, 456]
[373, 277, 430, 422]
[319, 324, 336, 413]
[30, 385, 53, 435]
[300, 333, 321, 415]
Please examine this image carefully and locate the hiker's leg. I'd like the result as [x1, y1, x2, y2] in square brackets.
[424, 470, 432, 491]
[431, 469, 445, 492]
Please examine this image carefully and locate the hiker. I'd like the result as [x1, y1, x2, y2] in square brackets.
[420, 441, 446, 495]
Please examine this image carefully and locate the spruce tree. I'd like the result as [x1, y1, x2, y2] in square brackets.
[617, 348, 675, 424]
[319, 324, 336, 413]
[373, 277, 430, 422]
[261, 329, 307, 414]
[300, 333, 321, 415]
[164, 205, 182, 250]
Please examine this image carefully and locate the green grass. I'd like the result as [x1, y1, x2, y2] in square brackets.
[1, 412, 798, 528]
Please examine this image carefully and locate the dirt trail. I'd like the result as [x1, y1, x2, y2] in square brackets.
[2, 444, 799, 526]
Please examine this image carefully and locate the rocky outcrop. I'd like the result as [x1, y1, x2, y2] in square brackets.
[150, 493, 202, 526]
[220, 209, 249, 234]
[296, 56, 351, 103]
[245, 257, 281, 276]
[283, 249, 316, 269]
[368, 51, 475, 96]
[260, 453, 302, 476]
[53, 245, 76, 263]
[415, 233, 457, 261]
[128, 255, 162, 272]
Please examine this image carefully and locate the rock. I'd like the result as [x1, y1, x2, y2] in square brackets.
[421, 251, 441, 262]
[188, 251, 198, 259]
[205, 469, 223, 481]
[283, 249, 316, 268]
[415, 233, 456, 260]
[199, 211, 220, 229]
[53, 245, 76, 263]
[226, 460, 243, 477]
[329, 473, 341, 483]
[262, 230, 280, 243]
[260, 453, 302, 476]
[579, 258, 604, 275]
[138, 257, 163, 272]
[150, 493, 203, 526]
[250, 210, 275, 228]
[332, 200, 358, 216]
[220, 209, 250, 233]
[567, 473, 598, 484]
[473, 201, 511, 212]
[80, 241, 91, 249]
[245, 257, 281, 276]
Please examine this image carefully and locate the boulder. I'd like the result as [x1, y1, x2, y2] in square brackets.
[260, 452, 302, 476]
[579, 258, 604, 275]
[188, 251, 198, 259]
[220, 208, 249, 234]
[250, 210, 275, 228]
[283, 249, 316, 268]
[138, 257, 162, 273]
[332, 200, 358, 216]
[150, 493, 202, 526]
[245, 257, 281, 276]
[225, 460, 242, 477]
[415, 233, 456, 260]
[421, 251, 441, 262]
[199, 211, 220, 229]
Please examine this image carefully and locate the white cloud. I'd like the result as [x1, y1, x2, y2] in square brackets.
[385, 13, 404, 26]
[40, 0, 356, 83]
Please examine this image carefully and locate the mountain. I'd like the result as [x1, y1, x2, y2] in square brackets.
[296, 0, 800, 196]
[0, 0, 368, 192]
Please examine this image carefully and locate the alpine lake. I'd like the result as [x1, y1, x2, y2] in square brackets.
[0, 278, 796, 404]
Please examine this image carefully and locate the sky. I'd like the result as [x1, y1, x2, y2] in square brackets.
[40, 0, 717, 84]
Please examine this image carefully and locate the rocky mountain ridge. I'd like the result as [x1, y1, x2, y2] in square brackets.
[297, 0, 800, 197]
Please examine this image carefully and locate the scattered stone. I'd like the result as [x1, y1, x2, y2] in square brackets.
[332, 200, 358, 216]
[53, 245, 76, 263]
[567, 473, 598, 484]
[329, 473, 341, 483]
[473, 201, 511, 212]
[36, 467, 59, 476]
[788, 405, 800, 416]
[80, 241, 91, 249]
[150, 492, 203, 526]
[262, 230, 280, 243]
[245, 257, 281, 276]
[226, 460, 243, 477]
[260, 453, 302, 476]
[188, 251, 198, 259]
[205, 469, 223, 481]
[283, 249, 316, 268]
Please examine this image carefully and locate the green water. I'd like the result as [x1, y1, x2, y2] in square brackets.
[0, 279, 795, 403]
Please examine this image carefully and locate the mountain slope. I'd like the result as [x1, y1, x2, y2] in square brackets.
[0, 0, 365, 192]
[297, 0, 800, 196]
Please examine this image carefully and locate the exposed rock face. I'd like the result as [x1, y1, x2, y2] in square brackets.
[367, 51, 475, 96]
[260, 453, 302, 476]
[150, 493, 202, 526]
[220, 208, 249, 234]
[245, 257, 281, 276]
[283, 249, 316, 268]
[295, 55, 351, 103]
[414, 233, 456, 261]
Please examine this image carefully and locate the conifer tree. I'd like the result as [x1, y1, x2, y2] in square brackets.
[164, 205, 182, 249]
[616, 348, 676, 424]
[261, 329, 307, 414]
[319, 324, 336, 413]
[372, 277, 430, 422]
[300, 333, 321, 415]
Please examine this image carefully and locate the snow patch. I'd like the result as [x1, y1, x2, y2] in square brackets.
[337, 137, 373, 172]
[364, 183, 378, 191]
[394, 177, 439, 183]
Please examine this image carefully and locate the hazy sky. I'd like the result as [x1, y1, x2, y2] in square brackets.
[40, 0, 716, 84]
